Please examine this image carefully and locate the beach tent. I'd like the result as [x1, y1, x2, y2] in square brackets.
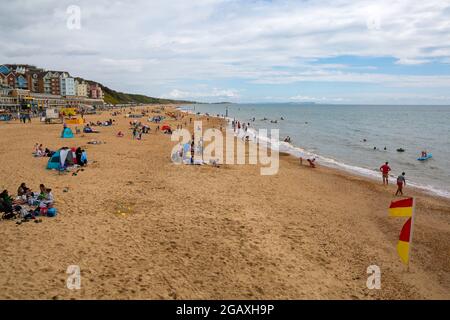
[61, 127, 74, 138]
[47, 148, 76, 170]
[161, 125, 171, 131]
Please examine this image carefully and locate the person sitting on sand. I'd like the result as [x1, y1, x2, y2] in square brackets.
[45, 148, 54, 157]
[38, 184, 54, 208]
[84, 124, 99, 133]
[84, 124, 93, 133]
[0, 190, 13, 214]
[17, 183, 31, 197]
[117, 131, 124, 137]
[0, 190, 20, 219]
[396, 172, 406, 196]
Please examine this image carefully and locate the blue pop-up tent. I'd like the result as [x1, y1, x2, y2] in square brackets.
[61, 127, 74, 138]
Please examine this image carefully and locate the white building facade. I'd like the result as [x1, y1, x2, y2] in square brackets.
[60, 76, 75, 96]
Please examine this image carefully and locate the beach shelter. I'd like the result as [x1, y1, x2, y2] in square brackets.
[161, 125, 171, 131]
[47, 148, 75, 170]
[61, 127, 74, 139]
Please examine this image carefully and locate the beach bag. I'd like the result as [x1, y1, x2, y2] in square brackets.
[40, 207, 48, 216]
[47, 208, 57, 217]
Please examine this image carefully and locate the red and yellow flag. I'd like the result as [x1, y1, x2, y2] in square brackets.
[389, 197, 413, 217]
[397, 218, 412, 264]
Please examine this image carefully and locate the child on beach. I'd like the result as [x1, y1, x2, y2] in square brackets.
[396, 172, 406, 196]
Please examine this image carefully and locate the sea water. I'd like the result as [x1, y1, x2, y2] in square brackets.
[180, 103, 450, 198]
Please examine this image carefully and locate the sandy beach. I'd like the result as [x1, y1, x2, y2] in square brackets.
[1, 105, 449, 300]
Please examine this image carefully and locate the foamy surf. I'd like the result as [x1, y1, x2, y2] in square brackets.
[178, 106, 450, 199]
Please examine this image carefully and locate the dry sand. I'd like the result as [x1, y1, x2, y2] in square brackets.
[0, 105, 449, 300]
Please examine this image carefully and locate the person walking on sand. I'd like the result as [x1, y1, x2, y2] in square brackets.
[396, 172, 406, 196]
[380, 162, 391, 185]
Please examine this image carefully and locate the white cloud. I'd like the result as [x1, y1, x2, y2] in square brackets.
[395, 58, 430, 65]
[165, 88, 240, 101]
[290, 95, 344, 103]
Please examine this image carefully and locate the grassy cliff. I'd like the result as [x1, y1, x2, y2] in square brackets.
[101, 86, 193, 105]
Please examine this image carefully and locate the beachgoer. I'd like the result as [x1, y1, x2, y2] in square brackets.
[0, 190, 13, 214]
[36, 144, 45, 157]
[396, 172, 406, 196]
[45, 148, 54, 157]
[38, 184, 54, 208]
[17, 183, 31, 197]
[81, 150, 88, 166]
[380, 162, 391, 185]
[307, 158, 316, 168]
[75, 147, 83, 165]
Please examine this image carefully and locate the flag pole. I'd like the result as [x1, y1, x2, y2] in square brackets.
[407, 197, 416, 272]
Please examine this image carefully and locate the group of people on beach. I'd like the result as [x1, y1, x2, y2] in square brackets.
[1, 183, 55, 221]
[33, 143, 54, 157]
[130, 121, 151, 140]
[232, 120, 251, 133]
[88, 119, 114, 127]
[380, 162, 406, 196]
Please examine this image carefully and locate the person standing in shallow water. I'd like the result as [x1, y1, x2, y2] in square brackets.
[380, 162, 391, 185]
[396, 172, 406, 196]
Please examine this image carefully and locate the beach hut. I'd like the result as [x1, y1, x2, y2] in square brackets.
[61, 127, 74, 138]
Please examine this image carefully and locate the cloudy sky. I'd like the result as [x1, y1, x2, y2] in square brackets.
[1, 0, 450, 104]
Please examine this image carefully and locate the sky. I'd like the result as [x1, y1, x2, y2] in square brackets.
[1, 0, 450, 104]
